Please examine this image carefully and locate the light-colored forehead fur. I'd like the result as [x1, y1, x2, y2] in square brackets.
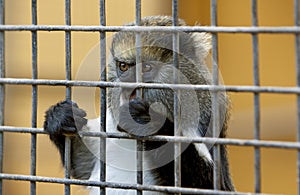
[110, 16, 211, 65]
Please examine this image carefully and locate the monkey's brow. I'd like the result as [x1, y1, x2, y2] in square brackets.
[113, 57, 136, 65]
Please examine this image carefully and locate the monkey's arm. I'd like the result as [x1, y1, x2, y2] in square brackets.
[43, 100, 96, 180]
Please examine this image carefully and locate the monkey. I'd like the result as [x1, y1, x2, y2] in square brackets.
[43, 16, 235, 194]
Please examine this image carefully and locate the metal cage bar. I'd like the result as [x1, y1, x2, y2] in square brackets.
[0, 0, 4, 193]
[2, 125, 300, 150]
[30, 0, 38, 194]
[251, 0, 261, 193]
[0, 25, 300, 33]
[172, 0, 182, 193]
[2, 78, 300, 94]
[135, 1, 143, 195]
[99, 0, 107, 194]
[211, 0, 221, 190]
[64, 0, 72, 194]
[0, 173, 279, 195]
[295, 0, 300, 195]
[3, 77, 300, 97]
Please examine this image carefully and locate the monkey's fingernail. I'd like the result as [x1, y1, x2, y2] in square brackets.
[61, 126, 77, 136]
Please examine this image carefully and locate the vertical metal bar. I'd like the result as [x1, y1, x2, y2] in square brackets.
[172, 0, 181, 193]
[31, 0, 37, 194]
[251, 0, 261, 193]
[64, 138, 71, 195]
[99, 0, 106, 194]
[135, 0, 142, 97]
[65, 0, 71, 194]
[65, 0, 71, 100]
[0, 0, 4, 194]
[295, 0, 300, 194]
[211, 0, 221, 190]
[135, 1, 143, 194]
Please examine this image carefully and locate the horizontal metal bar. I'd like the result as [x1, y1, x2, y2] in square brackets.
[0, 78, 299, 94]
[0, 25, 299, 34]
[0, 126, 300, 150]
[0, 173, 281, 195]
[0, 126, 45, 134]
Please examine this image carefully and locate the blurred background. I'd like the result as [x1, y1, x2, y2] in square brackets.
[2, 0, 298, 194]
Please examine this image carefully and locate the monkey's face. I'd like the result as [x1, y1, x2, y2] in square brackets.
[105, 16, 225, 137]
[107, 30, 214, 137]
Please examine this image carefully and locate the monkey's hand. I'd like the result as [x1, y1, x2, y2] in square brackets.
[43, 100, 87, 156]
[117, 98, 171, 137]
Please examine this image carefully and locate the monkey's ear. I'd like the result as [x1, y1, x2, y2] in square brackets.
[191, 32, 212, 57]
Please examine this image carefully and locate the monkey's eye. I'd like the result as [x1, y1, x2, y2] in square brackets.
[117, 61, 130, 72]
[143, 64, 152, 72]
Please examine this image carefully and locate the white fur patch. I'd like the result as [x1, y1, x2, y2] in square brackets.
[182, 127, 213, 162]
[86, 111, 163, 195]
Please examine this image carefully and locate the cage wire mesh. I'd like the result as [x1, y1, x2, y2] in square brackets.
[0, 0, 299, 195]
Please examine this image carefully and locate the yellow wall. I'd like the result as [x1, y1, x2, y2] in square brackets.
[3, 0, 298, 195]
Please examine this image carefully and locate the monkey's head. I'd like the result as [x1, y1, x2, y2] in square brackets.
[107, 16, 228, 138]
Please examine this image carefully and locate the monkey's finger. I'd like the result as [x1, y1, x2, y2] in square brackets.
[73, 116, 88, 130]
[61, 100, 86, 118]
[61, 126, 77, 136]
[73, 107, 87, 118]
[62, 99, 79, 108]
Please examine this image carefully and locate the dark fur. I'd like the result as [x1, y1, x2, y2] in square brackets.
[44, 100, 96, 179]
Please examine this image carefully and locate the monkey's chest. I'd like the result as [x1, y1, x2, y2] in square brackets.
[88, 138, 166, 195]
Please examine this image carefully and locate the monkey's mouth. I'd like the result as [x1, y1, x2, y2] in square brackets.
[129, 89, 137, 101]
[120, 88, 143, 106]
